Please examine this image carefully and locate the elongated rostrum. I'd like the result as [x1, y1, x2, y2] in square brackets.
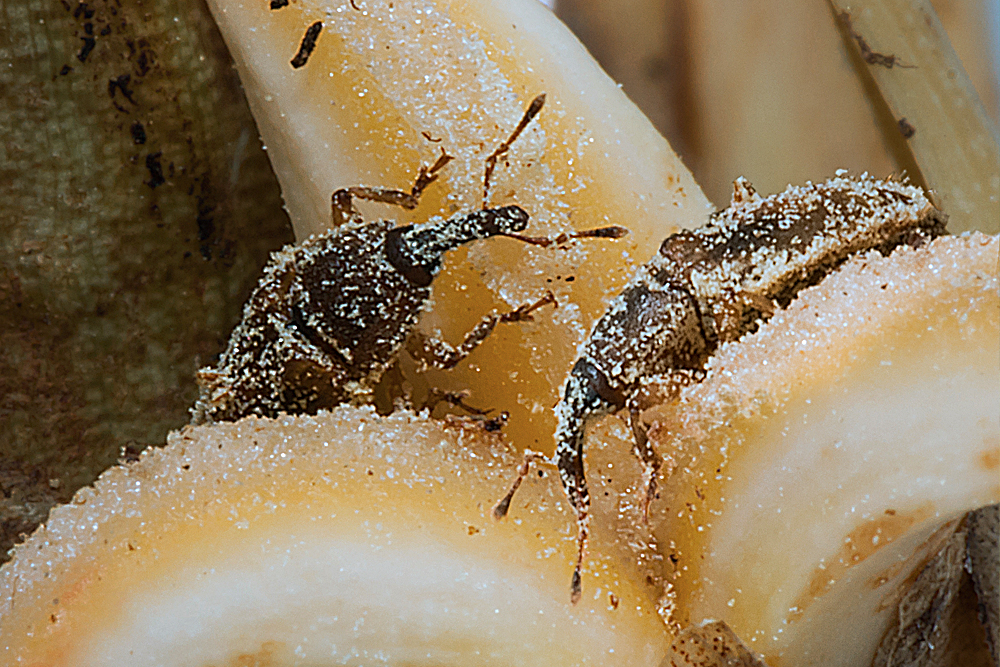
[494, 173, 948, 603]
[192, 94, 626, 424]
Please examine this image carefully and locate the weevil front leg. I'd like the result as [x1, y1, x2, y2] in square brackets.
[331, 148, 454, 226]
[407, 291, 557, 370]
[492, 448, 554, 520]
[423, 388, 491, 416]
[626, 406, 660, 523]
[491, 437, 589, 605]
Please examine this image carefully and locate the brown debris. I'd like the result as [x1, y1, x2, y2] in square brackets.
[874, 505, 999, 666]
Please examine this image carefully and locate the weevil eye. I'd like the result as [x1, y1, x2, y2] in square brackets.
[494, 205, 530, 233]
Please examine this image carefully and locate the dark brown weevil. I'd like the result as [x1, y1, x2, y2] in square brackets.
[191, 94, 626, 424]
[493, 172, 948, 603]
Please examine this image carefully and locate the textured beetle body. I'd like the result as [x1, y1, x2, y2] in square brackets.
[495, 173, 948, 602]
[191, 95, 569, 425]
[192, 206, 531, 424]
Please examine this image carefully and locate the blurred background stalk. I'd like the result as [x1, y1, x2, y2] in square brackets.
[827, 0, 999, 234]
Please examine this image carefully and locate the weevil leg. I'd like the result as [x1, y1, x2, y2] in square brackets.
[331, 148, 454, 226]
[407, 291, 556, 370]
[712, 289, 777, 343]
[495, 427, 590, 604]
[500, 225, 630, 248]
[625, 369, 705, 521]
[492, 448, 554, 520]
[495, 361, 611, 603]
[627, 406, 661, 524]
[483, 93, 546, 206]
[423, 387, 490, 416]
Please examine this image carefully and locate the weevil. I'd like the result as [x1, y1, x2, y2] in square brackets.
[493, 173, 948, 602]
[191, 94, 626, 424]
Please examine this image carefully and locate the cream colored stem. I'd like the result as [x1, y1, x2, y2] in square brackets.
[828, 0, 999, 234]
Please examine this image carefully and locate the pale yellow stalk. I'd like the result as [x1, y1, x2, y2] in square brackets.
[0, 410, 669, 664]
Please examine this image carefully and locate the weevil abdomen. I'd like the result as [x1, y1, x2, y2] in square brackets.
[673, 176, 946, 343]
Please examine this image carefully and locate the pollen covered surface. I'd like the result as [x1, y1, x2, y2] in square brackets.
[646, 233, 999, 663]
[0, 408, 669, 665]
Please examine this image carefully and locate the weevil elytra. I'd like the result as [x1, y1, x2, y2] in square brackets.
[493, 173, 948, 603]
[191, 94, 626, 425]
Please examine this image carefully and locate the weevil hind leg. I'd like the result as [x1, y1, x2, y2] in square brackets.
[331, 148, 454, 226]
[407, 291, 556, 370]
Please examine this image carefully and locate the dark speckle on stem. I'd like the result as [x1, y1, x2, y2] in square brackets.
[145, 152, 165, 189]
[898, 118, 916, 139]
[77, 36, 96, 62]
[108, 74, 135, 104]
[131, 121, 147, 145]
[290, 21, 323, 69]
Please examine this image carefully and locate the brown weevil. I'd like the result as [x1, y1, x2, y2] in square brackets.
[493, 172, 948, 603]
[191, 94, 626, 425]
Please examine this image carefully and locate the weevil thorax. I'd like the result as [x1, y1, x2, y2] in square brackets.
[578, 272, 708, 400]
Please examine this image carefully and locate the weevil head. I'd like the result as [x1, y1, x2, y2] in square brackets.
[482, 205, 530, 235]
[567, 357, 626, 413]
